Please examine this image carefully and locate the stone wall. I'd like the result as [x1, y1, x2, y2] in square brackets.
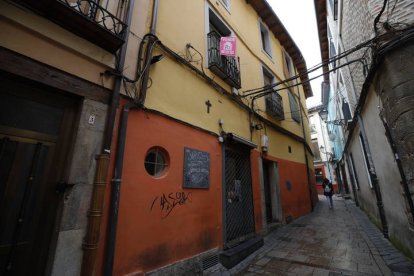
[51, 99, 108, 276]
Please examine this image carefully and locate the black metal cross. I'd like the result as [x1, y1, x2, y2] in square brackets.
[205, 100, 212, 113]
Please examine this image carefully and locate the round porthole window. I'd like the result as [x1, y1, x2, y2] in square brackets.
[144, 147, 169, 177]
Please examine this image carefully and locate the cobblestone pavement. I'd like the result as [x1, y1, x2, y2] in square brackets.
[208, 195, 414, 276]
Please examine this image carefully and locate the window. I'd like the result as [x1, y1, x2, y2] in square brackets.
[209, 9, 231, 37]
[263, 68, 273, 87]
[312, 139, 321, 161]
[282, 50, 295, 80]
[327, 27, 337, 72]
[329, 39, 337, 70]
[259, 21, 272, 57]
[207, 7, 241, 88]
[281, 50, 300, 123]
[220, 0, 230, 9]
[358, 133, 373, 188]
[144, 147, 169, 177]
[329, 0, 338, 20]
[288, 91, 300, 123]
[342, 99, 352, 121]
[263, 67, 284, 120]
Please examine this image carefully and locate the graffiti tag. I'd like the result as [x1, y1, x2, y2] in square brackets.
[150, 191, 192, 219]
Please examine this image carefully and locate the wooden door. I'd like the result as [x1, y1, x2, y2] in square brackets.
[0, 74, 78, 275]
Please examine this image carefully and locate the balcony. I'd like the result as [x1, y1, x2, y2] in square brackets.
[207, 31, 241, 89]
[265, 91, 284, 120]
[13, 0, 128, 53]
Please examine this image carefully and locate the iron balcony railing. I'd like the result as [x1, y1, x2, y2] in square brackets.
[13, 0, 130, 52]
[58, 0, 127, 39]
[207, 31, 241, 89]
[265, 90, 284, 120]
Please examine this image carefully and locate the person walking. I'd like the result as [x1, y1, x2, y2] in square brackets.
[322, 178, 334, 209]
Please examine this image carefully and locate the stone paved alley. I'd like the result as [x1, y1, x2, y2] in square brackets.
[208, 195, 414, 276]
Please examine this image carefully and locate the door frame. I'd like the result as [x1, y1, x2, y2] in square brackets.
[259, 158, 282, 229]
[221, 134, 257, 249]
[0, 72, 81, 275]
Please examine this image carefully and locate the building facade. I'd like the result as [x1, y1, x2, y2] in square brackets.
[315, 0, 414, 259]
[0, 0, 142, 275]
[1, 0, 316, 275]
[308, 105, 339, 194]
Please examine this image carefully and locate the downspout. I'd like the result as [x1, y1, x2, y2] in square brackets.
[104, 0, 160, 275]
[297, 85, 314, 211]
[81, 1, 134, 276]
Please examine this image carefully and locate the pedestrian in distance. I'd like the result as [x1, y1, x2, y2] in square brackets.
[322, 178, 334, 209]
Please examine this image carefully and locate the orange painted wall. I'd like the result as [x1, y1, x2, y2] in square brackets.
[99, 108, 224, 275]
[95, 102, 314, 275]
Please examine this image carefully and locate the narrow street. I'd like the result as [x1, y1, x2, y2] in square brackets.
[216, 196, 414, 276]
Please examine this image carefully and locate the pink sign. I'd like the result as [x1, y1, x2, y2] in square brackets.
[220, 37, 237, 56]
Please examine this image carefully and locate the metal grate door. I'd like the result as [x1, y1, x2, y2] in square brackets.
[223, 146, 255, 248]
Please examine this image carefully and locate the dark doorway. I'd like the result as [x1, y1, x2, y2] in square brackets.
[340, 164, 350, 194]
[223, 144, 255, 248]
[0, 74, 78, 275]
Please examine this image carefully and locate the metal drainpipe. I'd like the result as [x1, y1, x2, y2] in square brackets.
[80, 1, 134, 275]
[104, 101, 136, 276]
[296, 85, 314, 211]
[104, 0, 159, 275]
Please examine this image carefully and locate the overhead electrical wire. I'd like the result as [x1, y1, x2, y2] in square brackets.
[241, 25, 413, 100]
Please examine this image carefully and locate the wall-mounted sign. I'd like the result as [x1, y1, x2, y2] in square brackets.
[220, 36, 237, 56]
[183, 147, 210, 189]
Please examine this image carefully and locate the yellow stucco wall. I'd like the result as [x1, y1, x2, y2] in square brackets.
[0, 0, 312, 163]
[134, 0, 311, 163]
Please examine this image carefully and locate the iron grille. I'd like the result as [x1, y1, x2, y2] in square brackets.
[265, 92, 284, 120]
[58, 0, 127, 38]
[207, 31, 241, 89]
[202, 254, 219, 270]
[224, 146, 255, 248]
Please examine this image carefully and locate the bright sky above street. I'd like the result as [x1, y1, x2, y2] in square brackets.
[268, 0, 323, 108]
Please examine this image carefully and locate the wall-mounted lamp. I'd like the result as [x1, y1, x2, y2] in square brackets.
[320, 145, 334, 158]
[261, 134, 269, 152]
[150, 54, 164, 64]
[250, 123, 263, 131]
[318, 109, 347, 126]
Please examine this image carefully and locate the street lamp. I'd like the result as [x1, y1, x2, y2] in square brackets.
[318, 109, 347, 126]
[319, 145, 335, 159]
